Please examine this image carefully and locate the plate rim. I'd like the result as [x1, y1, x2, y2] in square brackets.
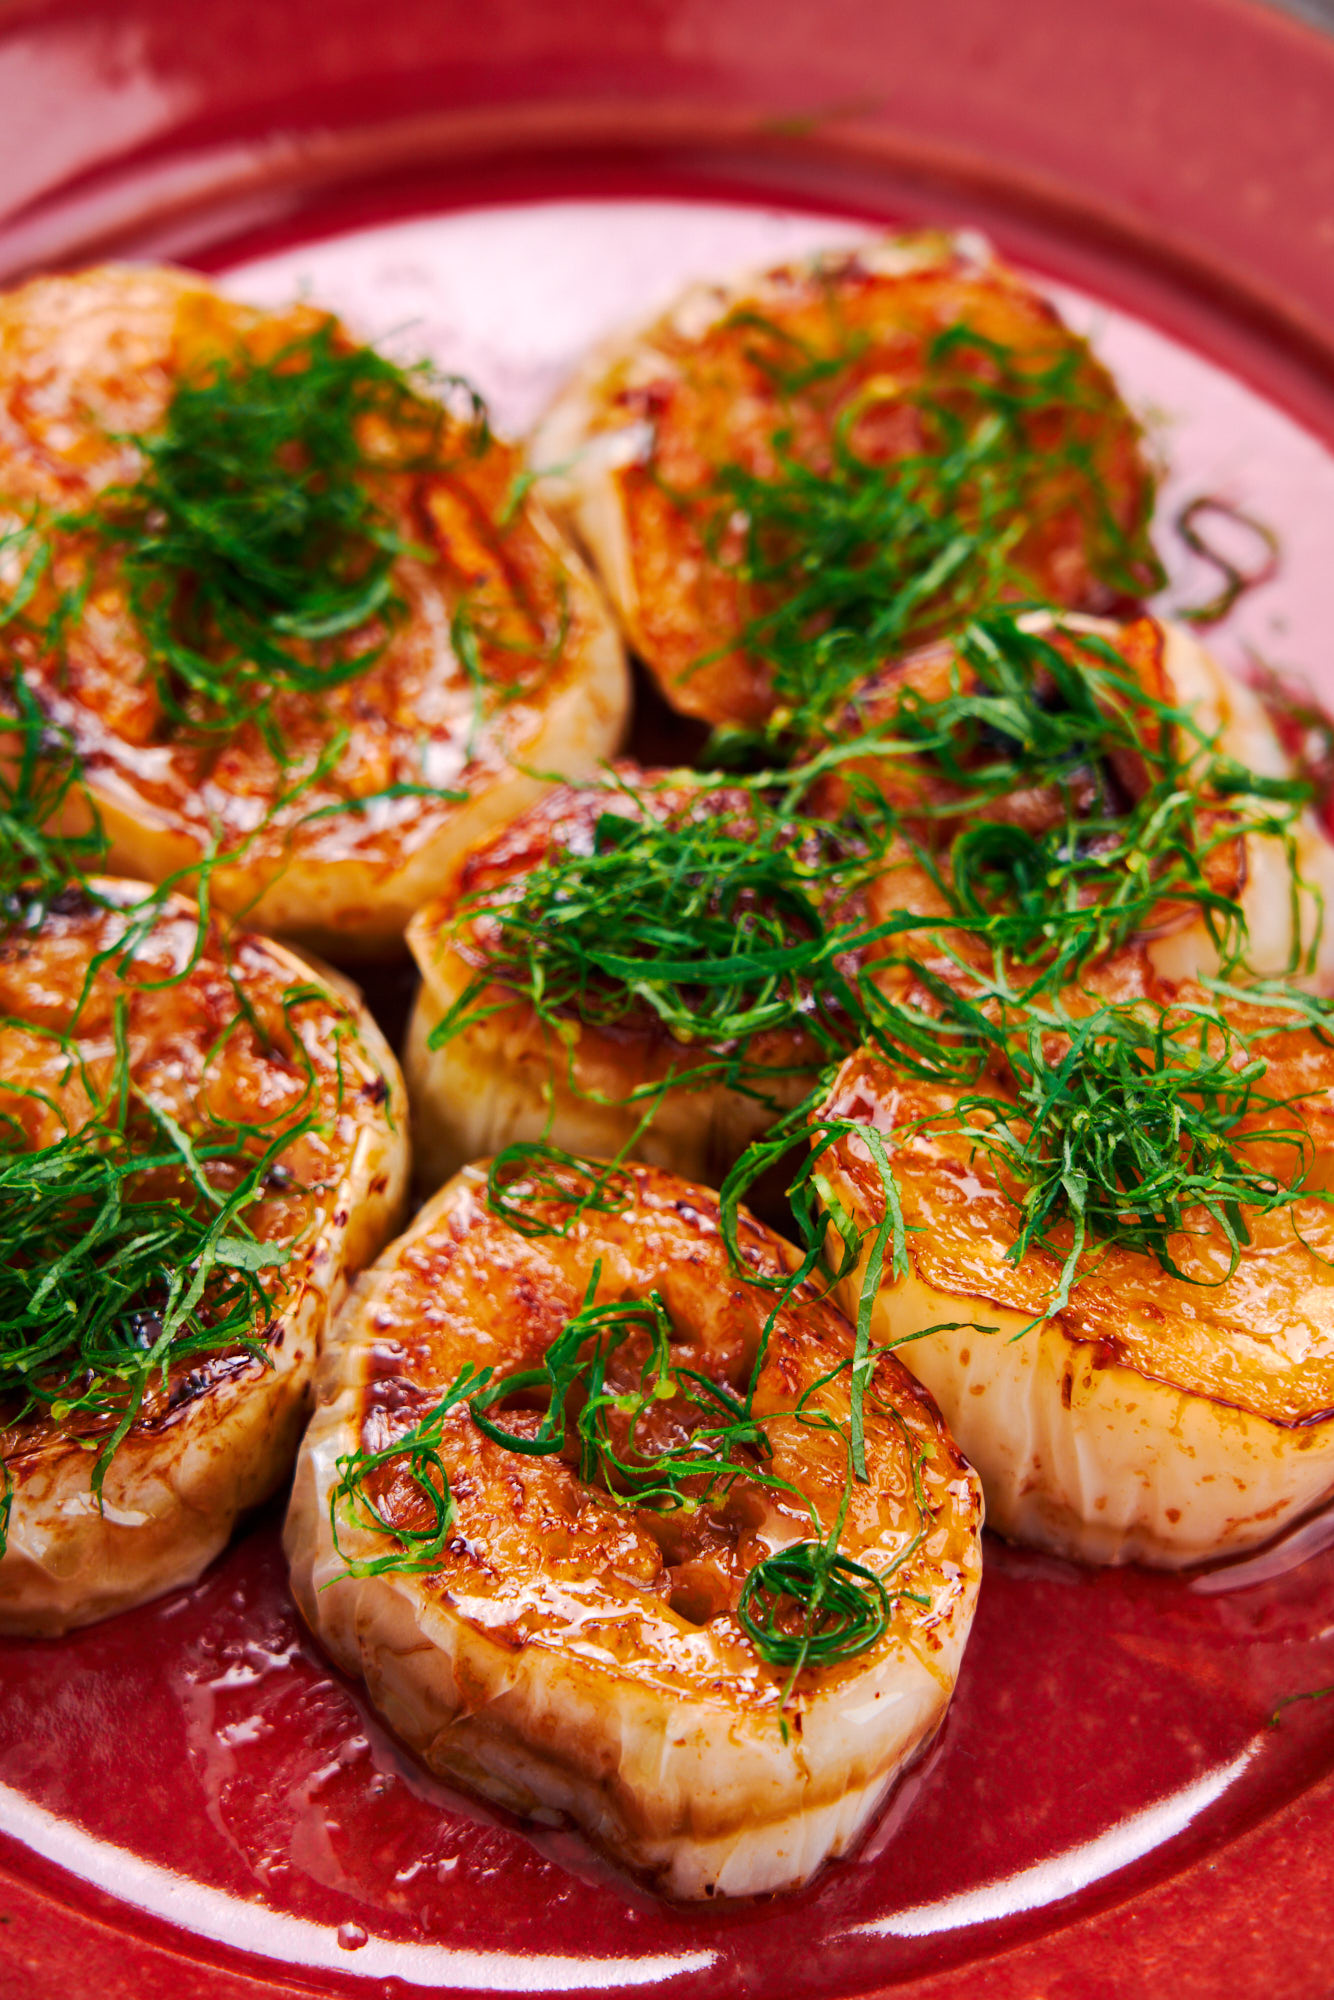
[2, 0, 1334, 1992]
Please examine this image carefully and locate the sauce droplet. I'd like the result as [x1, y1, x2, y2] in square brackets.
[338, 1921, 369, 1951]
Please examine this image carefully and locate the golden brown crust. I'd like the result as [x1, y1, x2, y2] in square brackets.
[0, 878, 408, 1633]
[533, 235, 1156, 729]
[343, 1160, 971, 1698]
[822, 998, 1334, 1427]
[286, 1159, 982, 1896]
[403, 766, 856, 1198]
[0, 265, 628, 958]
[817, 615, 1334, 993]
[816, 993, 1334, 1567]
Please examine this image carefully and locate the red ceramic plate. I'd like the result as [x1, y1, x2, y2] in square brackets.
[4, 4, 1334, 1996]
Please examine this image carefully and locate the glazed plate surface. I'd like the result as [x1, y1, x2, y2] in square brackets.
[3, 4, 1334, 1995]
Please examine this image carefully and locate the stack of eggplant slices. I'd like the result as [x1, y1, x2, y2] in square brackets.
[2, 238, 1332, 1902]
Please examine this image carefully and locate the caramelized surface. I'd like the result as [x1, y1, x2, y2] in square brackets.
[537, 237, 1155, 728]
[339, 1162, 977, 1707]
[0, 266, 623, 935]
[821, 996, 1334, 1428]
[411, 764, 859, 1100]
[0, 882, 397, 1462]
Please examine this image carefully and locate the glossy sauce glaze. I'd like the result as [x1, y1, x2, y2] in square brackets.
[2, 1505, 1334, 1994]
[286, 1161, 982, 1898]
[0, 265, 627, 960]
[3, 193, 1334, 1993]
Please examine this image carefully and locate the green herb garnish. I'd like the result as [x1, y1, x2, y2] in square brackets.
[327, 1362, 492, 1579]
[429, 771, 891, 1117]
[1175, 496, 1279, 628]
[51, 322, 473, 748]
[698, 324, 1162, 750]
[0, 677, 109, 930]
[839, 610, 1310, 983]
[0, 1020, 302, 1540]
[809, 966, 1334, 1323]
[328, 1252, 932, 1699]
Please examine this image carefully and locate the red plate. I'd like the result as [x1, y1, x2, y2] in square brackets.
[4, 4, 1334, 1996]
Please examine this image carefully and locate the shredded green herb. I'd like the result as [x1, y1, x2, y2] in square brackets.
[820, 968, 1333, 1320]
[696, 323, 1162, 751]
[1269, 1682, 1334, 1727]
[0, 677, 110, 931]
[738, 1540, 888, 1669]
[1175, 496, 1279, 627]
[428, 771, 890, 1124]
[466, 1266, 782, 1512]
[36, 323, 480, 750]
[836, 610, 1311, 984]
[0, 989, 314, 1545]
[328, 1252, 932, 1699]
[327, 1362, 492, 1579]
